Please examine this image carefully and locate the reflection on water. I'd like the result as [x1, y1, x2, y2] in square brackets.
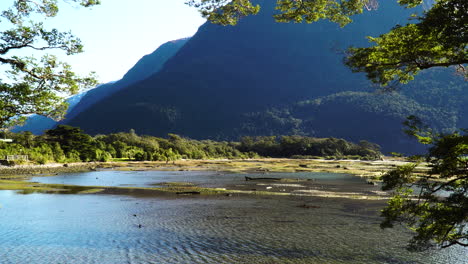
[1, 171, 466, 263]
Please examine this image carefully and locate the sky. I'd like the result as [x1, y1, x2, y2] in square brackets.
[0, 0, 206, 84]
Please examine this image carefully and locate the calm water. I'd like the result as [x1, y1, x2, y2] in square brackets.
[30, 170, 375, 193]
[0, 171, 466, 263]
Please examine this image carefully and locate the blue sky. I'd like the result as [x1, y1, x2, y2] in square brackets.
[0, 0, 206, 84]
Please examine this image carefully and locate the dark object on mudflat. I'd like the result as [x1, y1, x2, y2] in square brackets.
[245, 176, 282, 181]
[63, 164, 69, 167]
[298, 204, 321, 209]
[176, 191, 201, 195]
[299, 164, 308, 168]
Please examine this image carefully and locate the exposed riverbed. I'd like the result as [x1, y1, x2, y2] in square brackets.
[0, 170, 466, 263]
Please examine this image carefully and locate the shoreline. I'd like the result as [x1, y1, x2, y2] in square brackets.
[0, 162, 100, 176]
[1, 157, 425, 176]
[0, 158, 427, 199]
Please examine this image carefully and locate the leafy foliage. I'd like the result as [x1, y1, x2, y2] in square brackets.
[44, 125, 96, 161]
[345, 0, 468, 86]
[188, 0, 398, 26]
[381, 126, 468, 250]
[0, 0, 99, 128]
[186, 0, 260, 25]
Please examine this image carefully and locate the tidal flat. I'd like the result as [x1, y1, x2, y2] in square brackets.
[0, 178, 466, 263]
[0, 159, 466, 263]
[0, 158, 425, 197]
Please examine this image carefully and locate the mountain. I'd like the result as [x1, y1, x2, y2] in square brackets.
[65, 0, 467, 154]
[13, 38, 189, 134]
[65, 38, 189, 120]
[12, 91, 88, 134]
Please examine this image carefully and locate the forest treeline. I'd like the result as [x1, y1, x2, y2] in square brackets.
[0, 125, 382, 165]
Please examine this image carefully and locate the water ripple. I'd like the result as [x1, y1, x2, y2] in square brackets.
[0, 184, 466, 263]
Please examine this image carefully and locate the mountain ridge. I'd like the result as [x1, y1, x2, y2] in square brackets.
[14, 38, 189, 134]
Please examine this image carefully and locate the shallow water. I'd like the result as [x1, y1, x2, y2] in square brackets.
[30, 170, 370, 192]
[2, 171, 466, 263]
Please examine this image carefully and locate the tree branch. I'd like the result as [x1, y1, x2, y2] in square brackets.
[0, 56, 26, 69]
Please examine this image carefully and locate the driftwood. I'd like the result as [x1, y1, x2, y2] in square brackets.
[176, 191, 201, 195]
[245, 176, 282, 181]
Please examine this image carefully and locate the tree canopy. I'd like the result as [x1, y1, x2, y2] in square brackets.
[188, 0, 467, 86]
[0, 0, 100, 129]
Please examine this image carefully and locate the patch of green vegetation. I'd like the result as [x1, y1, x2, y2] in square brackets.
[0, 179, 106, 195]
[0, 175, 29, 180]
[76, 188, 105, 194]
[0, 179, 51, 192]
[110, 158, 132, 162]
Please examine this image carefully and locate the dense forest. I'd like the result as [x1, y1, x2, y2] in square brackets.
[0, 125, 381, 165]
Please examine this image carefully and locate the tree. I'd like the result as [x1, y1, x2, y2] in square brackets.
[0, 0, 100, 129]
[187, 0, 467, 86]
[381, 125, 467, 250]
[44, 125, 96, 161]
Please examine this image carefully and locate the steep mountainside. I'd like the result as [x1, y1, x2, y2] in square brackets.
[14, 38, 189, 134]
[66, 38, 189, 120]
[12, 91, 88, 134]
[66, 0, 467, 154]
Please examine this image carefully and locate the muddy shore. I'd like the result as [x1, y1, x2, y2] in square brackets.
[1, 157, 426, 177]
[0, 158, 428, 197]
